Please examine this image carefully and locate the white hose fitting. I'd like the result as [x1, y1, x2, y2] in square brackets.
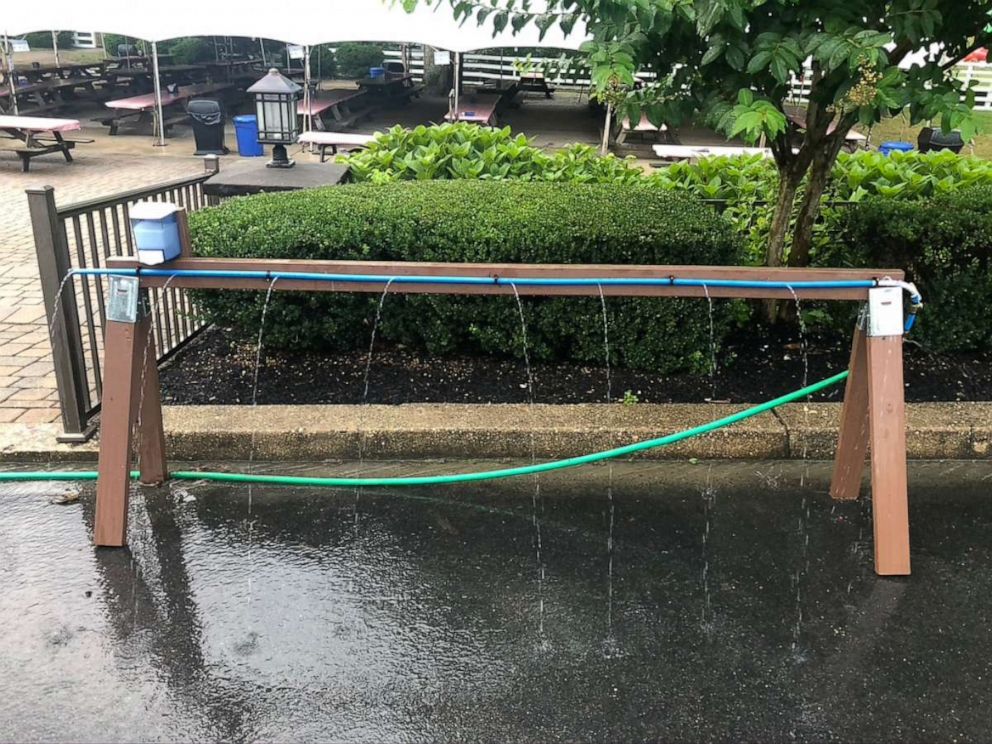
[877, 277, 923, 306]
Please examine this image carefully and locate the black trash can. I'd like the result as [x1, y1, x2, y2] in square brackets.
[186, 99, 230, 156]
[918, 127, 964, 154]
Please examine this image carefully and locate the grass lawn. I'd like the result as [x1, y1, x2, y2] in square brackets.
[861, 110, 992, 159]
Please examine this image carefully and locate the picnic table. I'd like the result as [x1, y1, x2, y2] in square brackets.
[616, 114, 674, 145]
[101, 83, 232, 136]
[444, 94, 502, 125]
[0, 62, 110, 114]
[652, 144, 773, 162]
[298, 131, 374, 161]
[205, 59, 263, 82]
[298, 89, 367, 130]
[356, 73, 421, 105]
[519, 73, 556, 98]
[0, 115, 89, 171]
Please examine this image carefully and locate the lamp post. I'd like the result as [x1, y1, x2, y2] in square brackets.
[247, 67, 301, 168]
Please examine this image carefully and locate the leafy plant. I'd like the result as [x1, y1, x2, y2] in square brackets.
[342, 123, 644, 184]
[189, 181, 745, 374]
[622, 390, 640, 406]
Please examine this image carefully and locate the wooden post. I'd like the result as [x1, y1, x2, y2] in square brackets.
[94, 291, 166, 547]
[866, 332, 911, 576]
[830, 312, 870, 501]
[136, 313, 167, 485]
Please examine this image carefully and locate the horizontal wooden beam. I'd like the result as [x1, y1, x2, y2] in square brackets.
[105, 257, 903, 301]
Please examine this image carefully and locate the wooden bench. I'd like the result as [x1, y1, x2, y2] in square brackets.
[652, 144, 773, 162]
[298, 131, 375, 162]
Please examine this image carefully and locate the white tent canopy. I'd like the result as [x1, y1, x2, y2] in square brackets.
[2, 0, 589, 52]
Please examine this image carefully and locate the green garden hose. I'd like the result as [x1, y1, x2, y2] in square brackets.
[0, 371, 847, 488]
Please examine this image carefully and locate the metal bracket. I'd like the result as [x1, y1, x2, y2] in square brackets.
[107, 276, 140, 324]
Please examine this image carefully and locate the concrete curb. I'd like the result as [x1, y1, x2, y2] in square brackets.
[1, 402, 990, 463]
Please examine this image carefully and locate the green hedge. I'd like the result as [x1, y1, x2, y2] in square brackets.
[189, 181, 744, 374]
[830, 185, 992, 352]
[334, 43, 384, 79]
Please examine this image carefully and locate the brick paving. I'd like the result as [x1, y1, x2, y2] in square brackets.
[0, 147, 202, 425]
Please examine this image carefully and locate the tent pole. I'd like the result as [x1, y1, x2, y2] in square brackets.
[454, 51, 460, 120]
[303, 45, 312, 134]
[3, 32, 18, 116]
[52, 31, 60, 67]
[259, 38, 267, 66]
[151, 41, 166, 147]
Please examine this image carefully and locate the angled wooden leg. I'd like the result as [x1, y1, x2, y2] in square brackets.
[94, 317, 143, 547]
[135, 313, 167, 485]
[867, 333, 911, 576]
[830, 315, 870, 501]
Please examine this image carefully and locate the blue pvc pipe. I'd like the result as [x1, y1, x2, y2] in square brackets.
[74, 268, 879, 291]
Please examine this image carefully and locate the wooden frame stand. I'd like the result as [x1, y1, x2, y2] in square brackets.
[829, 311, 910, 575]
[93, 290, 167, 547]
[90, 258, 911, 576]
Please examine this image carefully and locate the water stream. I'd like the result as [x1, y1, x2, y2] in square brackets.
[354, 280, 396, 528]
[701, 284, 719, 401]
[786, 288, 811, 659]
[246, 278, 280, 607]
[598, 285, 622, 658]
[510, 284, 547, 647]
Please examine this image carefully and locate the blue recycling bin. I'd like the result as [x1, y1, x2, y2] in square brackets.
[879, 141, 914, 156]
[233, 115, 264, 157]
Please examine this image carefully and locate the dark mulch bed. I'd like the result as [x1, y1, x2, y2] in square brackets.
[160, 325, 992, 405]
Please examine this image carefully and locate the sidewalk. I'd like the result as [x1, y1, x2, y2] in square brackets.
[0, 147, 204, 424]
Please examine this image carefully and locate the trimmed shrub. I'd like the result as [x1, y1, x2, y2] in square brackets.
[334, 42, 384, 79]
[23, 31, 75, 50]
[189, 181, 745, 374]
[167, 37, 213, 65]
[830, 186, 992, 352]
[343, 123, 645, 184]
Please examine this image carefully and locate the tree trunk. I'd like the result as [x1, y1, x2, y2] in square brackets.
[762, 163, 806, 322]
[789, 134, 848, 268]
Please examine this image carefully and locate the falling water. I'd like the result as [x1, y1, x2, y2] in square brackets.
[353, 279, 395, 528]
[510, 284, 547, 647]
[246, 278, 280, 606]
[787, 287, 811, 659]
[701, 284, 719, 401]
[597, 285, 613, 405]
[45, 271, 77, 348]
[700, 466, 716, 632]
[598, 285, 622, 658]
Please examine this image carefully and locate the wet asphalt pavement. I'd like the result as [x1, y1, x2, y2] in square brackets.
[0, 460, 990, 743]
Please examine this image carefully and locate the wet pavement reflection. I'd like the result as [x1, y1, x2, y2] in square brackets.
[1, 460, 990, 742]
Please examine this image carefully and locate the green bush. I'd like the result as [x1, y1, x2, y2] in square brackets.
[830, 185, 992, 352]
[343, 123, 644, 184]
[166, 37, 213, 66]
[23, 31, 75, 50]
[189, 181, 744, 374]
[648, 150, 992, 265]
[334, 42, 384, 79]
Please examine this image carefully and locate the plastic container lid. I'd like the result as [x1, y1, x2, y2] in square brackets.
[233, 114, 258, 124]
[130, 202, 180, 221]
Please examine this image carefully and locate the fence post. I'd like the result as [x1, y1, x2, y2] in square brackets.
[27, 186, 94, 442]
